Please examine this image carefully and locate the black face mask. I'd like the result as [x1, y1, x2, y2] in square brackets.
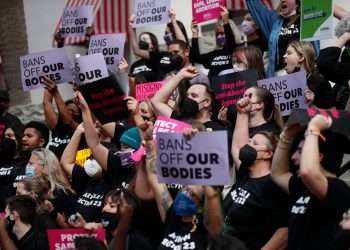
[292, 65, 301, 73]
[179, 97, 199, 118]
[239, 144, 257, 167]
[101, 212, 119, 232]
[0, 137, 17, 162]
[141, 115, 151, 122]
[138, 40, 149, 50]
[171, 54, 184, 71]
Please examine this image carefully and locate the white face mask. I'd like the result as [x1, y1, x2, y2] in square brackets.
[84, 159, 102, 177]
[232, 63, 245, 73]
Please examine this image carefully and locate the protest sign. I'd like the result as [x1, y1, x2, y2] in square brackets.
[74, 54, 109, 85]
[301, 0, 333, 41]
[211, 69, 258, 112]
[136, 81, 164, 101]
[134, 0, 170, 27]
[153, 116, 192, 136]
[20, 48, 73, 91]
[80, 74, 128, 123]
[156, 131, 229, 185]
[60, 5, 93, 37]
[88, 33, 126, 71]
[47, 228, 105, 250]
[287, 108, 350, 138]
[192, 0, 225, 23]
[257, 71, 307, 117]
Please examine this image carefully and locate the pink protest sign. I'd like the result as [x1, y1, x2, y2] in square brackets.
[47, 228, 106, 250]
[136, 81, 164, 101]
[192, 0, 225, 23]
[153, 116, 192, 136]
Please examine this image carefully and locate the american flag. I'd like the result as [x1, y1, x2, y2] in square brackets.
[54, 0, 129, 46]
[226, 0, 273, 10]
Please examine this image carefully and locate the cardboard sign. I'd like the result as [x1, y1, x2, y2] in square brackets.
[60, 5, 93, 37]
[153, 116, 192, 137]
[88, 33, 126, 71]
[75, 54, 109, 85]
[156, 131, 229, 185]
[287, 108, 350, 138]
[135, 81, 164, 101]
[257, 71, 308, 117]
[20, 48, 73, 91]
[80, 74, 128, 123]
[211, 69, 258, 111]
[192, 0, 225, 23]
[47, 228, 105, 250]
[301, 0, 333, 41]
[134, 0, 170, 27]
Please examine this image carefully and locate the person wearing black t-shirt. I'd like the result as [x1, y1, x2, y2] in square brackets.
[271, 114, 350, 250]
[223, 97, 288, 250]
[190, 7, 237, 80]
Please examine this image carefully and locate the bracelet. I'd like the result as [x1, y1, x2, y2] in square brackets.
[304, 128, 326, 142]
[279, 133, 292, 144]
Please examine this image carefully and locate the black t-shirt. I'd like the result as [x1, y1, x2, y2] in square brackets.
[50, 188, 76, 217]
[158, 205, 208, 250]
[223, 168, 288, 250]
[288, 176, 350, 250]
[48, 121, 73, 160]
[146, 51, 176, 81]
[13, 227, 49, 250]
[129, 59, 156, 82]
[248, 121, 280, 137]
[277, 17, 300, 71]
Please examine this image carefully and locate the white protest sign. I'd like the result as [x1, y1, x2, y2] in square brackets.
[75, 54, 109, 85]
[61, 5, 93, 37]
[88, 33, 126, 71]
[134, 0, 170, 27]
[257, 71, 308, 117]
[156, 131, 230, 185]
[20, 48, 73, 91]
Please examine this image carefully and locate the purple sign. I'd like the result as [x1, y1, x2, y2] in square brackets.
[88, 33, 126, 71]
[20, 48, 73, 91]
[60, 5, 93, 37]
[156, 131, 230, 185]
[257, 71, 308, 116]
[75, 53, 109, 85]
[134, 0, 170, 27]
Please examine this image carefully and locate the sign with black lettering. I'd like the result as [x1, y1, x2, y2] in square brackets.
[74, 54, 109, 85]
[88, 33, 126, 71]
[211, 69, 258, 112]
[134, 0, 170, 27]
[80, 74, 128, 123]
[60, 5, 93, 37]
[287, 108, 350, 138]
[156, 131, 229, 185]
[258, 71, 308, 116]
[20, 48, 73, 91]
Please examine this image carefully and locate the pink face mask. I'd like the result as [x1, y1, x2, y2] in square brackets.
[241, 20, 256, 36]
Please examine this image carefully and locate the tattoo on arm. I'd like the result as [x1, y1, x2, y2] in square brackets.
[146, 143, 157, 173]
[160, 186, 172, 212]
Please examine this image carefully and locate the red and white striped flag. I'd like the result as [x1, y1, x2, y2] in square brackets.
[226, 0, 273, 10]
[53, 0, 129, 46]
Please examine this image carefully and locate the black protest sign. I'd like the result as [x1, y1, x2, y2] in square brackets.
[211, 69, 258, 112]
[287, 108, 350, 138]
[80, 74, 128, 123]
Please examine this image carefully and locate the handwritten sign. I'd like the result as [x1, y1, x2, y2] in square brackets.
[20, 48, 73, 91]
[258, 71, 308, 116]
[192, 0, 225, 23]
[88, 33, 126, 71]
[60, 5, 93, 37]
[134, 0, 171, 27]
[75, 54, 109, 85]
[135, 81, 164, 101]
[156, 131, 229, 185]
[47, 228, 105, 250]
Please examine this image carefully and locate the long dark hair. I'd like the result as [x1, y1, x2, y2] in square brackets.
[166, 20, 189, 44]
[138, 32, 159, 53]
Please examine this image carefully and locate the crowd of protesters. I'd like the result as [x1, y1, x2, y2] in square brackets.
[1, 1, 350, 249]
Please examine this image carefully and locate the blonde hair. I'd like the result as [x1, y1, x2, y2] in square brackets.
[20, 175, 51, 203]
[288, 40, 316, 74]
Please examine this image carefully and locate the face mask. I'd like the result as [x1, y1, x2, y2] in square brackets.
[173, 191, 198, 216]
[0, 137, 17, 161]
[216, 35, 226, 47]
[101, 212, 119, 231]
[179, 97, 201, 118]
[138, 40, 149, 50]
[241, 20, 256, 36]
[115, 149, 135, 168]
[239, 144, 257, 167]
[25, 164, 35, 177]
[232, 63, 245, 73]
[171, 54, 184, 71]
[84, 159, 102, 177]
[164, 33, 173, 45]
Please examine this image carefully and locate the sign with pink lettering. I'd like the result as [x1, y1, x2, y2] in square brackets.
[136, 81, 164, 101]
[192, 0, 226, 23]
[153, 116, 192, 137]
[156, 131, 230, 185]
[47, 228, 105, 250]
